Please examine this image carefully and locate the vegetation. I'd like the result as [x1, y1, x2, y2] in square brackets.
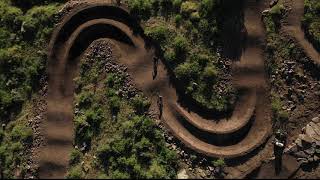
[0, 0, 62, 178]
[262, 3, 315, 127]
[0, 106, 33, 178]
[67, 49, 178, 179]
[303, 0, 320, 51]
[130, 0, 239, 112]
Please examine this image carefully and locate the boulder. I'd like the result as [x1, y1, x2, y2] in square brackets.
[285, 143, 298, 154]
[312, 117, 319, 123]
[294, 151, 308, 158]
[295, 138, 303, 147]
[298, 158, 309, 165]
[305, 124, 320, 141]
[304, 147, 315, 155]
[310, 122, 320, 136]
[299, 134, 314, 145]
[177, 169, 189, 179]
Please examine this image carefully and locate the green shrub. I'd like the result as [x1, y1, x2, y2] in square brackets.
[172, 0, 182, 11]
[269, 4, 285, 16]
[66, 165, 84, 179]
[128, 0, 154, 20]
[78, 91, 93, 108]
[199, 0, 219, 17]
[0, 46, 43, 123]
[174, 14, 183, 25]
[203, 64, 218, 82]
[69, 149, 82, 165]
[109, 96, 121, 115]
[131, 95, 151, 115]
[0, 1, 23, 30]
[303, 0, 320, 51]
[212, 158, 225, 168]
[271, 93, 288, 124]
[22, 4, 60, 41]
[146, 160, 167, 179]
[145, 25, 170, 45]
[180, 1, 199, 17]
[74, 108, 103, 145]
[110, 170, 130, 179]
[0, 28, 14, 48]
[10, 124, 33, 143]
[173, 35, 189, 57]
[174, 61, 200, 81]
[190, 12, 200, 22]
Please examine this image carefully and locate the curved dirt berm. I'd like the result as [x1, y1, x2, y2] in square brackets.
[282, 0, 320, 65]
[42, 0, 272, 178]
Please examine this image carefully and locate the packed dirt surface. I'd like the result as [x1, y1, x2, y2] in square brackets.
[282, 0, 320, 65]
[40, 0, 319, 178]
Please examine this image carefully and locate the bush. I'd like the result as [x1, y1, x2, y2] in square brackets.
[131, 95, 150, 115]
[10, 124, 33, 143]
[173, 35, 188, 57]
[203, 64, 218, 82]
[212, 158, 225, 168]
[199, 0, 219, 17]
[174, 61, 200, 81]
[190, 12, 200, 22]
[303, 0, 320, 51]
[174, 14, 183, 25]
[271, 93, 288, 124]
[0, 46, 43, 123]
[269, 4, 285, 16]
[74, 108, 103, 145]
[0, 1, 23, 30]
[22, 4, 60, 41]
[78, 90, 93, 108]
[0, 28, 14, 49]
[180, 1, 199, 17]
[128, 0, 154, 20]
[66, 165, 84, 179]
[145, 25, 170, 45]
[69, 149, 82, 165]
[172, 0, 182, 11]
[109, 96, 121, 115]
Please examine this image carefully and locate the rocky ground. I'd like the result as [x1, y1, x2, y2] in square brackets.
[285, 115, 320, 166]
[24, 77, 48, 179]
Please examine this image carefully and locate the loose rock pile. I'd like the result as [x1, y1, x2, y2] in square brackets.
[84, 40, 139, 99]
[285, 116, 320, 165]
[25, 77, 48, 179]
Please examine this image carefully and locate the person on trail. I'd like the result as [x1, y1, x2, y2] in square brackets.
[273, 129, 287, 175]
[157, 95, 163, 119]
[152, 56, 159, 80]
